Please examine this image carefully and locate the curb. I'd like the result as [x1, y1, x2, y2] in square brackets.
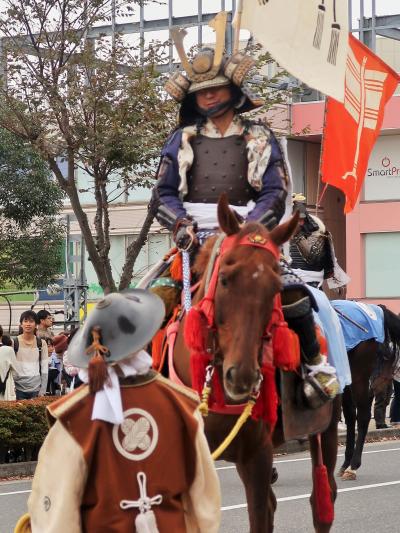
[275, 427, 400, 455]
[0, 461, 37, 478]
[1, 429, 400, 478]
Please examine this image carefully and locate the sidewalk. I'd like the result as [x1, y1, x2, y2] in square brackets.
[1, 422, 399, 478]
[276, 419, 400, 455]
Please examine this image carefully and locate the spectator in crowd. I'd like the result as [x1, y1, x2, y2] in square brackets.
[373, 379, 393, 429]
[62, 328, 83, 390]
[13, 310, 48, 400]
[0, 332, 17, 401]
[36, 310, 54, 340]
[46, 338, 59, 395]
[390, 367, 400, 427]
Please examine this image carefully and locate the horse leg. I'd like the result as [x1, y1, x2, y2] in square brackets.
[344, 385, 373, 478]
[236, 442, 275, 533]
[339, 386, 356, 476]
[309, 396, 341, 533]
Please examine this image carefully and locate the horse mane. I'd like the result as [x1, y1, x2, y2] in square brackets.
[378, 304, 400, 373]
[192, 222, 270, 279]
[192, 235, 218, 277]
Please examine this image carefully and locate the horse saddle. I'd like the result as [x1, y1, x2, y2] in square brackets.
[280, 370, 333, 440]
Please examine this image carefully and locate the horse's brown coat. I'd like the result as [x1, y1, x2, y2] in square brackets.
[173, 196, 339, 532]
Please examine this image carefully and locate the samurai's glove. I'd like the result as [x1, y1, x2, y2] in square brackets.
[173, 219, 198, 252]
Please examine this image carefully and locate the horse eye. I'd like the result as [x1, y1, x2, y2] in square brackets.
[219, 274, 228, 288]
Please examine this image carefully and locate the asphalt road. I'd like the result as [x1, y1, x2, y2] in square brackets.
[1, 440, 399, 532]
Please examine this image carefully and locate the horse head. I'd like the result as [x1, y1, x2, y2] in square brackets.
[206, 194, 298, 401]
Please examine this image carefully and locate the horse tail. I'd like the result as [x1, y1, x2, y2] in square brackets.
[378, 305, 400, 375]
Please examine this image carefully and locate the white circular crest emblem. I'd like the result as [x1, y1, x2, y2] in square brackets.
[112, 408, 159, 461]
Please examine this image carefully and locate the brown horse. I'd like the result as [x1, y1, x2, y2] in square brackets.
[172, 197, 340, 533]
[339, 306, 400, 480]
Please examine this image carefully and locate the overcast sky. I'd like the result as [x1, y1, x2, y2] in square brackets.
[140, 0, 400, 23]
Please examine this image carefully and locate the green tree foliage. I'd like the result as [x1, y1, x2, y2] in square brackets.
[0, 128, 65, 287]
[0, 0, 176, 293]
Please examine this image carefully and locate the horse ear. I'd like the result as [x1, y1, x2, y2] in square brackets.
[217, 193, 240, 236]
[269, 212, 300, 247]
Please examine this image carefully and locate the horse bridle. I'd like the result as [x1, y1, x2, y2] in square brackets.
[198, 230, 281, 396]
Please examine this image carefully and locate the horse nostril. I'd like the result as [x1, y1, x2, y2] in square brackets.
[225, 366, 237, 385]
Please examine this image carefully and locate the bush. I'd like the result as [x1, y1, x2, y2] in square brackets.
[0, 397, 57, 463]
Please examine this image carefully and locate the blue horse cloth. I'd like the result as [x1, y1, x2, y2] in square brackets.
[308, 287, 352, 392]
[331, 300, 384, 351]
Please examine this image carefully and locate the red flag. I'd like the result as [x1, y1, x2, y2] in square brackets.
[321, 34, 400, 213]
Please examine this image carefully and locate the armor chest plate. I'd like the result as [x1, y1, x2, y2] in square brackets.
[290, 232, 328, 271]
[185, 134, 256, 205]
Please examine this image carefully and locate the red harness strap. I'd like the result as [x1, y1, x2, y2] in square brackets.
[184, 232, 300, 427]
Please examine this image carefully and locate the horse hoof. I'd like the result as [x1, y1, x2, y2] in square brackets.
[342, 469, 357, 481]
[337, 467, 345, 478]
[271, 467, 278, 485]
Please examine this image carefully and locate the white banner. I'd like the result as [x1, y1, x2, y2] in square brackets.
[240, 0, 349, 102]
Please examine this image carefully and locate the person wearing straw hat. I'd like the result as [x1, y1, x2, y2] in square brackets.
[16, 290, 220, 533]
[151, 12, 339, 409]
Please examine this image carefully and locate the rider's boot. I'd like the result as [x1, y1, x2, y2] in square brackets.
[282, 291, 339, 408]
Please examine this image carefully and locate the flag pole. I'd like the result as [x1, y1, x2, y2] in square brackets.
[315, 97, 328, 217]
[232, 0, 244, 54]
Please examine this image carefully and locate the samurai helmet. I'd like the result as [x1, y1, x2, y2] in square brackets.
[165, 11, 264, 114]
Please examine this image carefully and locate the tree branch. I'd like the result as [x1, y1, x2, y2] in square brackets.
[119, 202, 156, 291]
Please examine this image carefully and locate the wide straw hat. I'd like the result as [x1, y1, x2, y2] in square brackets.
[68, 290, 165, 369]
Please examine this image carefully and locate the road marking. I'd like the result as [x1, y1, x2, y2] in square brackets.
[0, 489, 31, 496]
[2, 479, 400, 510]
[221, 479, 400, 511]
[216, 446, 400, 470]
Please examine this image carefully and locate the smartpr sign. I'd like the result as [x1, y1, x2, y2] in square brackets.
[364, 135, 400, 201]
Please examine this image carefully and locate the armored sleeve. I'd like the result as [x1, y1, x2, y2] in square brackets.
[246, 133, 288, 230]
[152, 129, 189, 231]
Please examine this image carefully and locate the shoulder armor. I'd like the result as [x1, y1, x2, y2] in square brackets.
[309, 214, 326, 233]
[155, 374, 199, 404]
[47, 385, 90, 421]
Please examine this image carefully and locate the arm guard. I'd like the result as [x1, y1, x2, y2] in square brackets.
[152, 130, 189, 231]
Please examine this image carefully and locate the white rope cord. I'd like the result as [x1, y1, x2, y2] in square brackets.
[182, 251, 192, 312]
[120, 472, 162, 514]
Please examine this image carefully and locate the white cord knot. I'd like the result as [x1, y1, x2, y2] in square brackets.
[120, 472, 162, 514]
[305, 362, 337, 378]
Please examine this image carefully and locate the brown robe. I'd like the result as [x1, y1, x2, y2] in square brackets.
[28, 372, 220, 532]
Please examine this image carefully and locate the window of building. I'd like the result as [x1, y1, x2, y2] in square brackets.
[287, 140, 305, 194]
[365, 232, 400, 297]
[126, 233, 172, 285]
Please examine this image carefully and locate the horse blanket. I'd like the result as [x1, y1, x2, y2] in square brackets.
[308, 287, 352, 392]
[331, 300, 385, 351]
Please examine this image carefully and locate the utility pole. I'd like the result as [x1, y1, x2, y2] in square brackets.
[63, 214, 88, 329]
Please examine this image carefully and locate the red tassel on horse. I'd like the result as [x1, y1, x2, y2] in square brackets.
[313, 464, 334, 524]
[272, 321, 300, 371]
[190, 350, 211, 395]
[252, 363, 278, 429]
[184, 306, 208, 352]
[170, 252, 183, 282]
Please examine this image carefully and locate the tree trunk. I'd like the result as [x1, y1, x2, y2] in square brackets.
[119, 203, 156, 290]
[48, 157, 117, 293]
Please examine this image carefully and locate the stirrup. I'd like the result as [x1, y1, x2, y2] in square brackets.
[302, 374, 335, 409]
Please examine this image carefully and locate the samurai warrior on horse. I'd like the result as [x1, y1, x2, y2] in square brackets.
[151, 15, 340, 409]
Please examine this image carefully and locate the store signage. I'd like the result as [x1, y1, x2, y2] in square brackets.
[367, 156, 400, 177]
[364, 135, 400, 201]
